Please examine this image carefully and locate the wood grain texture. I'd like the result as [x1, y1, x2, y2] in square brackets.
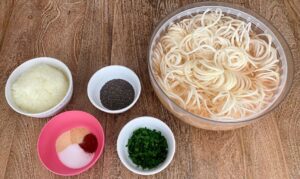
[0, 0, 299, 179]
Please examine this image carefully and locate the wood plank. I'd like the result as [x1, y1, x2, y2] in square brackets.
[103, 1, 194, 178]
[0, 0, 16, 178]
[249, 0, 300, 178]
[71, 0, 114, 178]
[0, 0, 299, 178]
[0, 0, 14, 51]
[0, 0, 33, 178]
[278, 0, 300, 178]
[105, 1, 246, 179]
[1, 0, 86, 178]
[105, 1, 297, 179]
[241, 117, 290, 179]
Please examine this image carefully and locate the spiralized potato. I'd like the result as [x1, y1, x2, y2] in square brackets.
[152, 9, 280, 120]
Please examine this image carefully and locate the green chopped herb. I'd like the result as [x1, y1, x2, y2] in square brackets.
[126, 127, 168, 169]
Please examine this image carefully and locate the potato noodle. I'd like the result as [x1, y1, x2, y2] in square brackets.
[152, 9, 280, 120]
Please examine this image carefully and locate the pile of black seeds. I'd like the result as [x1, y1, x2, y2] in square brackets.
[100, 79, 135, 110]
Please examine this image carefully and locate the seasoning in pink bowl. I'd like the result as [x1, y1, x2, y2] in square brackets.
[55, 127, 98, 169]
[37, 110, 105, 176]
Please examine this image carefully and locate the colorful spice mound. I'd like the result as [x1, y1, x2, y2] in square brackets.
[55, 127, 98, 169]
[126, 128, 168, 169]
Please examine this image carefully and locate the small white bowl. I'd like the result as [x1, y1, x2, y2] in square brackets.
[87, 65, 141, 114]
[117, 116, 176, 175]
[5, 57, 73, 118]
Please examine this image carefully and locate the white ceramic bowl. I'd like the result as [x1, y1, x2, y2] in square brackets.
[5, 57, 73, 118]
[117, 116, 176, 175]
[87, 65, 141, 114]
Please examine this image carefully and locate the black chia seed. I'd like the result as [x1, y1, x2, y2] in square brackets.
[100, 79, 135, 110]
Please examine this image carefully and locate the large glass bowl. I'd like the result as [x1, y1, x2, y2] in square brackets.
[148, 2, 294, 130]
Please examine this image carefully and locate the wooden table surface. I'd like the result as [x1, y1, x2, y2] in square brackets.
[0, 0, 300, 178]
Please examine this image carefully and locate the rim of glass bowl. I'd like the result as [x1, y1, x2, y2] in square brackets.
[147, 2, 294, 124]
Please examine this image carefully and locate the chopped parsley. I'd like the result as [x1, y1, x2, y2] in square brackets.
[126, 127, 168, 169]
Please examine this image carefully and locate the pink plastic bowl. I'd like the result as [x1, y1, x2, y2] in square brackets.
[37, 111, 105, 176]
